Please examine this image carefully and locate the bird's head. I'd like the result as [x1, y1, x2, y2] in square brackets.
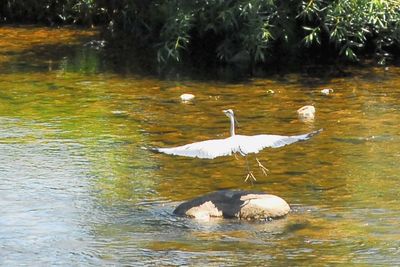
[223, 109, 234, 118]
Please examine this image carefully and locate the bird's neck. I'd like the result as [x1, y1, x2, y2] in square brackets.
[229, 116, 236, 136]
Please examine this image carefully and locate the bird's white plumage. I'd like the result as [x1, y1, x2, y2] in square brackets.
[157, 138, 234, 159]
[156, 132, 316, 159]
[155, 109, 321, 159]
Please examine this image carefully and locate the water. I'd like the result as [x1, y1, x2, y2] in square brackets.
[1, 26, 400, 266]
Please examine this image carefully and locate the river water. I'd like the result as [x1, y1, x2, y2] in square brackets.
[1, 26, 400, 266]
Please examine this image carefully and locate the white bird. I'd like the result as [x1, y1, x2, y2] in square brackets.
[155, 109, 322, 181]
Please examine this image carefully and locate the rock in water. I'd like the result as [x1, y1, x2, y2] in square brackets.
[173, 190, 290, 220]
[320, 88, 333, 95]
[297, 105, 316, 121]
[180, 93, 195, 102]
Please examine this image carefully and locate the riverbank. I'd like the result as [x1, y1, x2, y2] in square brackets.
[2, 0, 400, 74]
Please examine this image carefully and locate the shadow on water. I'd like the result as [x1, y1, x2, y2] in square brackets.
[0, 26, 374, 84]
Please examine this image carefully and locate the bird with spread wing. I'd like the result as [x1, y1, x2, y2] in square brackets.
[155, 109, 322, 181]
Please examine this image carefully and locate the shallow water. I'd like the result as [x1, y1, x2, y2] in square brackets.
[1, 26, 400, 266]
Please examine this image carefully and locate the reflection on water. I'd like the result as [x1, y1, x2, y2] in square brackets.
[1, 26, 400, 265]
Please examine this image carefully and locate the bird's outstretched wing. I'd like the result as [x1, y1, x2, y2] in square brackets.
[155, 138, 235, 159]
[235, 129, 323, 155]
[155, 129, 322, 159]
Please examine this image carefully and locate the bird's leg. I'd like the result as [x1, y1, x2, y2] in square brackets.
[256, 157, 269, 176]
[245, 172, 256, 183]
[244, 156, 256, 182]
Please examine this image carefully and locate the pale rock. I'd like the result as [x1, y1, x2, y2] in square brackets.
[180, 93, 195, 102]
[297, 105, 316, 121]
[320, 88, 333, 95]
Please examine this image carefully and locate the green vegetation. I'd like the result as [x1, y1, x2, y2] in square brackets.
[299, 0, 400, 64]
[1, 0, 104, 25]
[2, 0, 400, 67]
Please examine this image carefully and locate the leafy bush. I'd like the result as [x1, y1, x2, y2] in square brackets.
[106, 0, 400, 65]
[107, 1, 278, 64]
[2, 0, 400, 66]
[299, 0, 400, 64]
[1, 0, 104, 25]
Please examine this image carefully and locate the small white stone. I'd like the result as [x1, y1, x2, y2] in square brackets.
[266, 89, 275, 94]
[180, 93, 195, 102]
[111, 110, 127, 115]
[297, 105, 316, 121]
[320, 88, 333, 95]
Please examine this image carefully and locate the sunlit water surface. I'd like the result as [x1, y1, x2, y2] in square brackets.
[1, 26, 400, 266]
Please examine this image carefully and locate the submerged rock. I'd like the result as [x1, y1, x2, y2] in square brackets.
[173, 190, 290, 220]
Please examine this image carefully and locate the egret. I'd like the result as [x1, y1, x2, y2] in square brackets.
[155, 109, 322, 181]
